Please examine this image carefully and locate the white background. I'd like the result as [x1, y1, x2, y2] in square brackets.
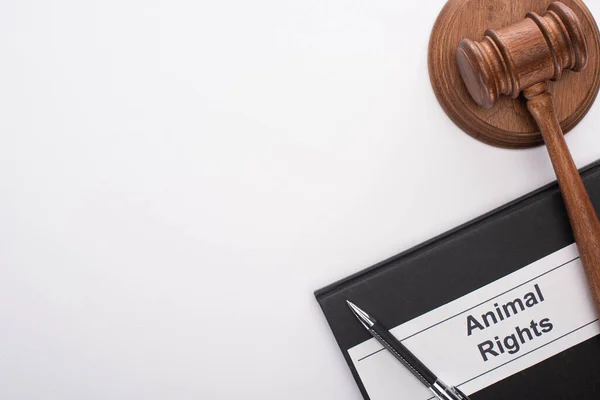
[1, 1, 600, 399]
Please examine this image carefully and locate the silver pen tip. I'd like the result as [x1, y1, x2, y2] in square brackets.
[346, 301, 376, 329]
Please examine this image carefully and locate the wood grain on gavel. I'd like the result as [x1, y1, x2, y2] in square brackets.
[457, 2, 600, 313]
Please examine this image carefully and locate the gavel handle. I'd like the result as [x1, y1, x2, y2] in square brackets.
[525, 82, 600, 314]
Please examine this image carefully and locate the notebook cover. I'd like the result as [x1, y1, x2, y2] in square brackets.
[315, 159, 600, 400]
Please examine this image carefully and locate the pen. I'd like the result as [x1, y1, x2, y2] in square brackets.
[347, 301, 470, 400]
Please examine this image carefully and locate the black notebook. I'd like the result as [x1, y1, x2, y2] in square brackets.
[315, 160, 600, 400]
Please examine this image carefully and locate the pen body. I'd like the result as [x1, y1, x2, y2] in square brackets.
[368, 322, 437, 386]
[346, 301, 470, 400]
[369, 323, 470, 400]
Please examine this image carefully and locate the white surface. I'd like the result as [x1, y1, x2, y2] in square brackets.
[350, 244, 600, 399]
[1, 1, 600, 399]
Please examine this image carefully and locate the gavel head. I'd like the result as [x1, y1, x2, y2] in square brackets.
[456, 2, 588, 109]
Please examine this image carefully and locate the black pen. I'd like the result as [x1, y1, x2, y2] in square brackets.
[347, 301, 470, 400]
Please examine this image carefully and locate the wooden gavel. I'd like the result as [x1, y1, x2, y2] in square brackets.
[456, 2, 600, 312]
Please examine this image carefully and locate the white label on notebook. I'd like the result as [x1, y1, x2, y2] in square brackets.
[348, 243, 600, 399]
